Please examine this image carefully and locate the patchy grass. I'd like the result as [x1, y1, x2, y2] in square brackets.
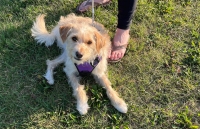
[0, 0, 199, 128]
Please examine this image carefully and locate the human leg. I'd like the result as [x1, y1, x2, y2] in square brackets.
[109, 0, 137, 62]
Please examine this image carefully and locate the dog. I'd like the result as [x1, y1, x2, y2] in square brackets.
[31, 13, 127, 115]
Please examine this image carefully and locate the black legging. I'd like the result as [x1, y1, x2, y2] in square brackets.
[117, 0, 137, 30]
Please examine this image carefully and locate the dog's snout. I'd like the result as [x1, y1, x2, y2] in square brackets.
[76, 51, 83, 59]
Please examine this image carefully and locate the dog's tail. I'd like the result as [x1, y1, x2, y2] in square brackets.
[31, 14, 55, 47]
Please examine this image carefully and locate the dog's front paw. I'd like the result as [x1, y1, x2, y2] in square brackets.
[43, 73, 54, 85]
[47, 78, 54, 85]
[112, 98, 128, 113]
[77, 103, 90, 115]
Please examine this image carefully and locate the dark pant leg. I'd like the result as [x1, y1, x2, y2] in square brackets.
[117, 0, 138, 30]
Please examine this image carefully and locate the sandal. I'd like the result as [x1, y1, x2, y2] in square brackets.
[76, 0, 111, 14]
[108, 43, 128, 63]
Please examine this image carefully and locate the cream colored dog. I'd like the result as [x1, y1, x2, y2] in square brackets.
[31, 13, 127, 115]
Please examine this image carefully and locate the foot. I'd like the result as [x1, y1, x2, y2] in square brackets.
[44, 60, 55, 85]
[106, 89, 128, 113]
[111, 97, 128, 113]
[108, 28, 130, 62]
[77, 102, 90, 115]
[76, 0, 110, 13]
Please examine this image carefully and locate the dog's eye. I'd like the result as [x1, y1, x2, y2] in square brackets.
[87, 41, 92, 45]
[72, 36, 78, 42]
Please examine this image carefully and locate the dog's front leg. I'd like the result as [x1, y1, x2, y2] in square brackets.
[95, 74, 127, 113]
[44, 53, 65, 85]
[66, 73, 89, 115]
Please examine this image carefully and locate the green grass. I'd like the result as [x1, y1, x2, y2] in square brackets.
[0, 0, 200, 128]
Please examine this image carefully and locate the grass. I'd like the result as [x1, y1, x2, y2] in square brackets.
[0, 0, 200, 128]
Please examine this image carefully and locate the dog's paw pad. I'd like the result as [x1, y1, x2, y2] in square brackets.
[77, 103, 89, 115]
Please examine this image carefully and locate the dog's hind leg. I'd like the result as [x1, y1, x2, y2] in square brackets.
[44, 53, 66, 85]
[94, 74, 128, 113]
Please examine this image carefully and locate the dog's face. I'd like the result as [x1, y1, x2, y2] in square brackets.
[59, 24, 105, 64]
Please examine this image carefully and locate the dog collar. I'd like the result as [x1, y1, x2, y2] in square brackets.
[75, 56, 102, 77]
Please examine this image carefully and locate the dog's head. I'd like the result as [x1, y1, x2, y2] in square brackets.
[59, 24, 107, 64]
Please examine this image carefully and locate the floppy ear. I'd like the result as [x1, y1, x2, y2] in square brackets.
[59, 25, 72, 42]
[95, 31, 105, 53]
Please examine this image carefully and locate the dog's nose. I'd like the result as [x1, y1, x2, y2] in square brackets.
[76, 51, 83, 59]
